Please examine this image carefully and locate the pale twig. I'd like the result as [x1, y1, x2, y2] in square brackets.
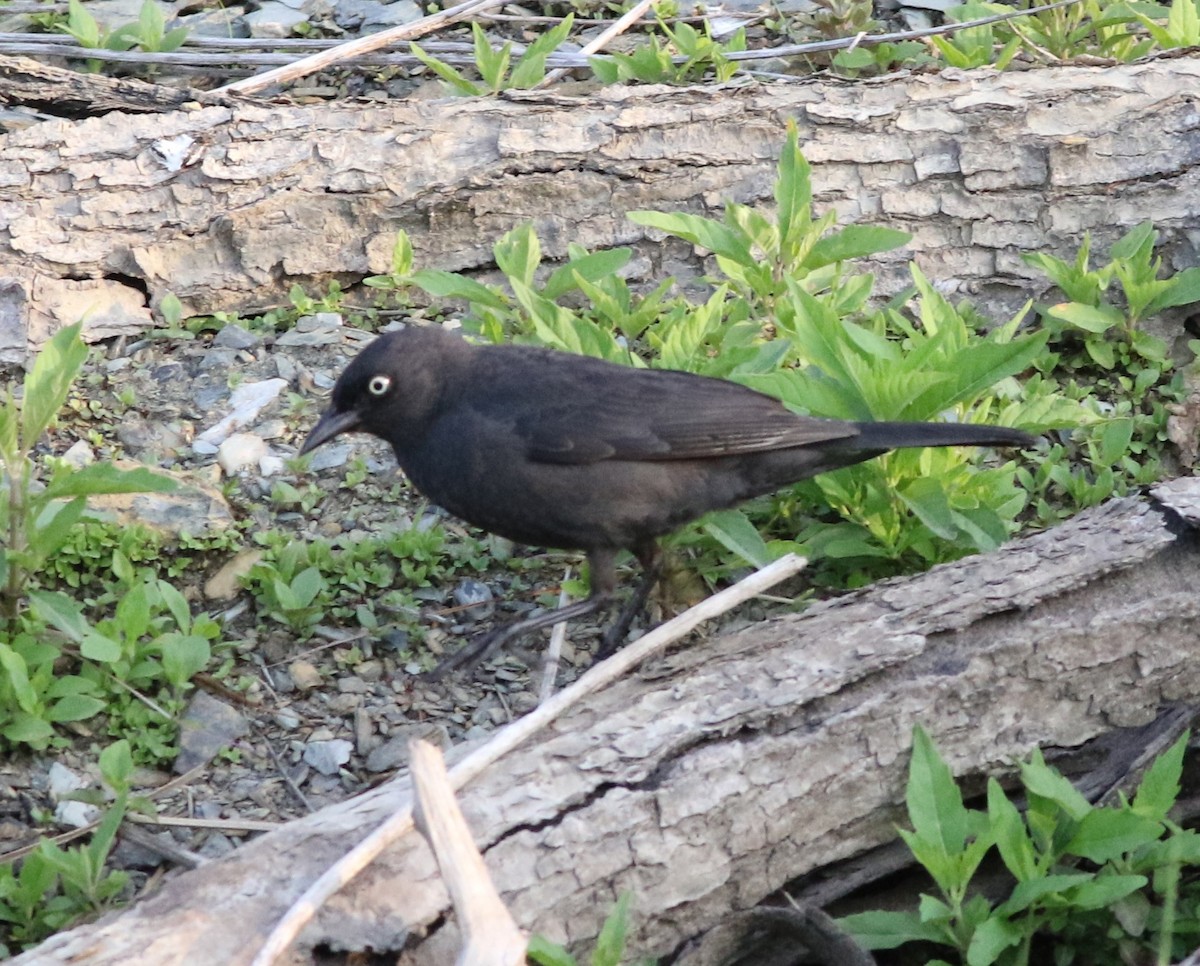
[411, 740, 525, 966]
[539, 569, 572, 703]
[216, 0, 511, 94]
[536, 0, 657, 88]
[250, 553, 807, 966]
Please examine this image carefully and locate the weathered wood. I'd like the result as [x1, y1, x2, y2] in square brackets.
[17, 478, 1200, 965]
[3, 57, 1200, 361]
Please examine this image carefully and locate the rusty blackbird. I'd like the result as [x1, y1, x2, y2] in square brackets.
[301, 325, 1034, 673]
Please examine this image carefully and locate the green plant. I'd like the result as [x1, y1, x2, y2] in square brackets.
[0, 324, 174, 625]
[931, 2, 1023, 69]
[1008, 0, 1150, 61]
[589, 21, 746, 84]
[1019, 221, 1195, 521]
[56, 0, 187, 68]
[411, 17, 574, 95]
[527, 892, 655, 966]
[0, 740, 142, 954]
[1134, 0, 1200, 47]
[841, 726, 1200, 965]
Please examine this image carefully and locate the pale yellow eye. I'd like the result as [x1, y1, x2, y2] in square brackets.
[368, 375, 391, 397]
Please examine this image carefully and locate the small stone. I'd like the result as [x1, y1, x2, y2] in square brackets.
[174, 692, 251, 774]
[196, 378, 288, 448]
[274, 710, 301, 730]
[213, 324, 263, 350]
[258, 453, 286, 476]
[47, 762, 84, 799]
[203, 548, 264, 601]
[61, 440, 95, 469]
[338, 676, 368, 694]
[217, 433, 268, 475]
[306, 443, 352, 471]
[289, 660, 323, 690]
[453, 579, 494, 620]
[303, 739, 353, 776]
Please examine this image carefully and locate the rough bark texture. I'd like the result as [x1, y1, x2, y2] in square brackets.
[4, 56, 1200, 361]
[16, 477, 1200, 965]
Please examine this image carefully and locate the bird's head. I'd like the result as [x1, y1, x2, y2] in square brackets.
[300, 327, 466, 456]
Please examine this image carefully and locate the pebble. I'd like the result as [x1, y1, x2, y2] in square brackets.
[61, 440, 95, 468]
[289, 660, 323, 690]
[196, 378, 288, 448]
[174, 692, 251, 775]
[453, 578, 495, 620]
[217, 433, 268, 475]
[307, 443, 353, 471]
[203, 548, 264, 601]
[303, 739, 353, 776]
[213, 324, 264, 350]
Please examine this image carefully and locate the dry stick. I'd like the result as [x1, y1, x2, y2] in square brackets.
[250, 552, 807, 966]
[410, 740, 526, 966]
[535, 0, 657, 88]
[216, 0, 511, 95]
[539, 570, 572, 703]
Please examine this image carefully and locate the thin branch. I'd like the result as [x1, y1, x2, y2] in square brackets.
[216, 0, 511, 94]
[249, 553, 807, 966]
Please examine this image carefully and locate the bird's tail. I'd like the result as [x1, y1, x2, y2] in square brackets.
[853, 420, 1036, 451]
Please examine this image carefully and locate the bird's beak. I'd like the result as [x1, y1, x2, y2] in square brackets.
[300, 407, 362, 455]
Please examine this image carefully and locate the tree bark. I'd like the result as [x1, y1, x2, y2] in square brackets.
[3, 55, 1200, 361]
[16, 477, 1200, 965]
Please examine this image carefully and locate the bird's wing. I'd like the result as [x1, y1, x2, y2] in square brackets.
[491, 361, 860, 465]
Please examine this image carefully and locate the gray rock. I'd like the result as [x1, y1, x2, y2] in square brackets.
[453, 578, 495, 620]
[213, 324, 264, 350]
[307, 442, 352, 471]
[196, 378, 288, 448]
[303, 738, 353, 776]
[244, 1, 310, 37]
[174, 692, 251, 774]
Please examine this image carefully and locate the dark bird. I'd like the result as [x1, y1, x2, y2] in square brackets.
[301, 325, 1034, 674]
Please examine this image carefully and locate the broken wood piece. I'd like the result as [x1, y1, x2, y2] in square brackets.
[410, 739, 526, 966]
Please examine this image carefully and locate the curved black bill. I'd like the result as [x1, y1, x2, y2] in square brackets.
[300, 408, 362, 455]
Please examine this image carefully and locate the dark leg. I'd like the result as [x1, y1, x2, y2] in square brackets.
[595, 541, 661, 660]
[428, 548, 619, 679]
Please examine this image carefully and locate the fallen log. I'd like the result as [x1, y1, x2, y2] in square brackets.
[17, 476, 1200, 964]
[3, 56, 1200, 359]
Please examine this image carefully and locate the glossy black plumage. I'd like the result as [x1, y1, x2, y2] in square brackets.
[301, 325, 1034, 671]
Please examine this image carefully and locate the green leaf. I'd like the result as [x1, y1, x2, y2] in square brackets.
[906, 725, 969, 862]
[161, 634, 211, 687]
[411, 270, 509, 309]
[81, 632, 123, 663]
[48, 694, 105, 724]
[987, 778, 1036, 881]
[409, 42, 483, 95]
[495, 223, 541, 288]
[592, 891, 631, 966]
[838, 909, 950, 949]
[1065, 809, 1164, 863]
[525, 935, 576, 966]
[472, 22, 511, 90]
[21, 323, 88, 448]
[29, 496, 87, 562]
[43, 463, 176, 499]
[965, 914, 1022, 966]
[100, 740, 134, 790]
[1019, 749, 1091, 820]
[1067, 874, 1148, 910]
[774, 121, 811, 253]
[3, 713, 54, 747]
[1132, 730, 1188, 820]
[28, 588, 88, 643]
[542, 248, 632, 301]
[0, 644, 38, 714]
[702, 509, 776, 568]
[807, 226, 911, 268]
[998, 873, 1093, 915]
[1048, 302, 1123, 334]
[628, 210, 754, 266]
